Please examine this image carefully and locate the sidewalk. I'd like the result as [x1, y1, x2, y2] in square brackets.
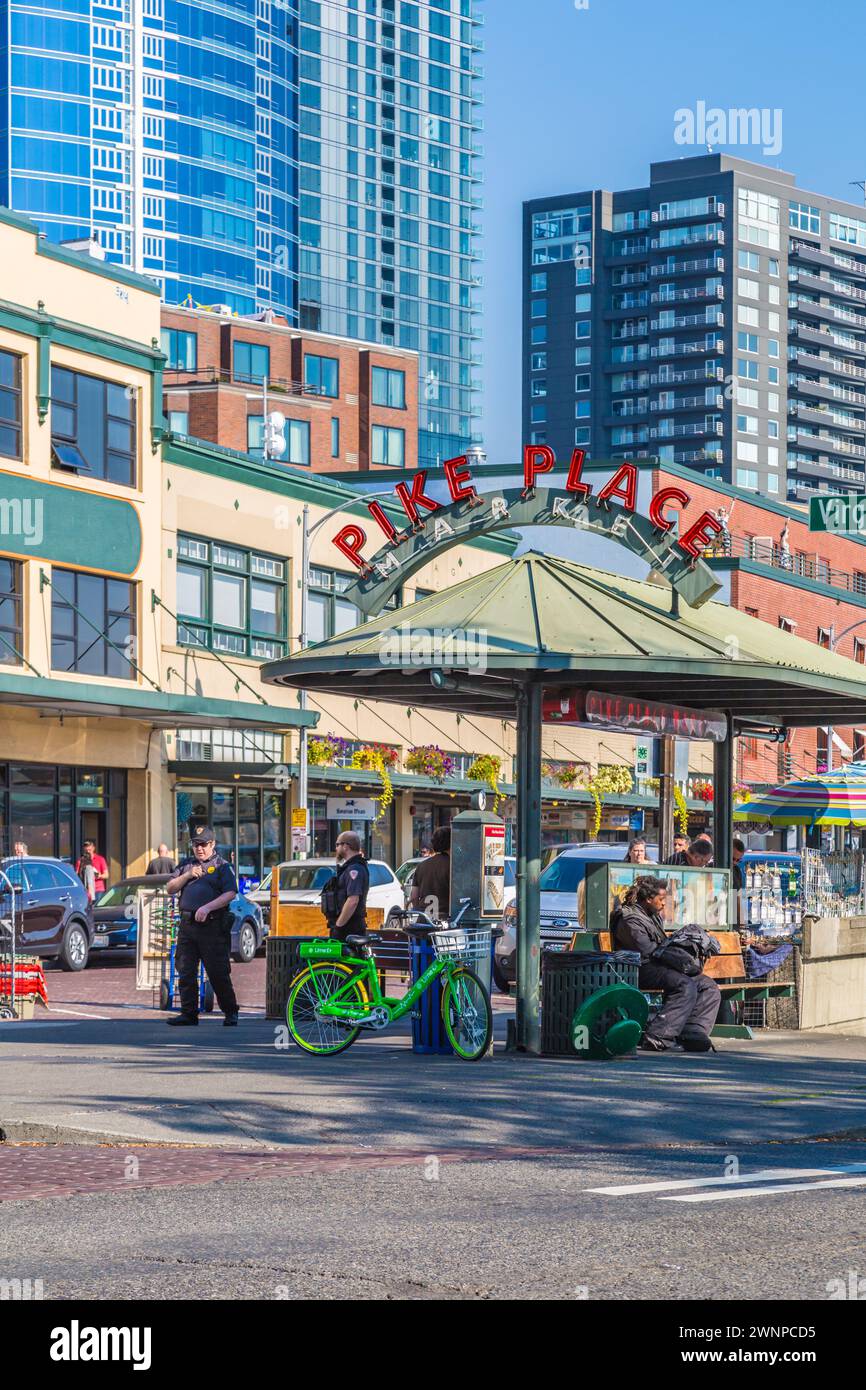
[2, 1011, 866, 1152]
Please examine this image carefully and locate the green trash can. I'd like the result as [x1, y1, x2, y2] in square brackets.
[540, 950, 643, 1057]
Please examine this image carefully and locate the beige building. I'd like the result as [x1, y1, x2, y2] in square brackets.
[0, 207, 694, 885]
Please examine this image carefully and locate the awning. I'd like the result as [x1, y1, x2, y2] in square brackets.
[262, 551, 866, 728]
[0, 672, 318, 732]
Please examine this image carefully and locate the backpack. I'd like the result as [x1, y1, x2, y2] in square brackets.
[652, 925, 721, 977]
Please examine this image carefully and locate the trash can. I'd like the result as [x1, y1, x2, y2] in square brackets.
[409, 934, 453, 1055]
[266, 936, 319, 1020]
[541, 950, 642, 1057]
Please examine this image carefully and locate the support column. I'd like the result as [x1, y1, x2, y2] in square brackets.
[713, 713, 733, 869]
[658, 735, 676, 861]
[516, 680, 543, 1054]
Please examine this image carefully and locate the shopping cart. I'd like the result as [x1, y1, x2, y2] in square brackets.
[0, 866, 19, 1019]
[136, 887, 214, 1013]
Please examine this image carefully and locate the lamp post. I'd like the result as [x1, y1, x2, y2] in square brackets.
[295, 487, 399, 857]
[826, 617, 866, 772]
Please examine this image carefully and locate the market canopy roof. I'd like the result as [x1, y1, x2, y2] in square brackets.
[263, 551, 866, 728]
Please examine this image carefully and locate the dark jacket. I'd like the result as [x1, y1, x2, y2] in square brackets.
[612, 901, 667, 959]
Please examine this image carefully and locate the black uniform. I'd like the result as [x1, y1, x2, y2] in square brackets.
[322, 854, 370, 944]
[174, 855, 239, 1019]
[613, 900, 720, 1045]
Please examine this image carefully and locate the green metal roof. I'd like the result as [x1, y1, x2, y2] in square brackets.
[263, 551, 866, 727]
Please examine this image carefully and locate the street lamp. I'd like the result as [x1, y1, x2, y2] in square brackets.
[825, 617, 866, 772]
[295, 487, 399, 856]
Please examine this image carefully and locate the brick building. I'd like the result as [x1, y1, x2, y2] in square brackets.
[654, 465, 866, 787]
[161, 306, 418, 475]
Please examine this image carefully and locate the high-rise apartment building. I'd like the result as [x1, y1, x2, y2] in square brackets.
[297, 0, 483, 468]
[523, 155, 866, 502]
[0, 0, 299, 316]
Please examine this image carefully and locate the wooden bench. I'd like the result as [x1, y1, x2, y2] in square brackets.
[567, 929, 794, 1039]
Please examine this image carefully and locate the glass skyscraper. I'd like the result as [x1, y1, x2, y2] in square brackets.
[297, 0, 483, 467]
[0, 0, 299, 317]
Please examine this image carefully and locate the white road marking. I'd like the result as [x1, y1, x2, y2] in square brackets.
[41, 1007, 112, 1020]
[587, 1167, 847, 1195]
[662, 1174, 866, 1202]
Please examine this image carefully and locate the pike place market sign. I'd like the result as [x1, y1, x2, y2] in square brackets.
[333, 448, 723, 617]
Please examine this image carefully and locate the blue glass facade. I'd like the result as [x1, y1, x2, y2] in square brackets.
[0, 0, 299, 318]
[298, 0, 483, 467]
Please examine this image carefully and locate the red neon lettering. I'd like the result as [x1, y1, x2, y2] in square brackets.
[596, 463, 638, 512]
[523, 444, 556, 490]
[394, 469, 441, 527]
[565, 448, 592, 500]
[678, 510, 722, 559]
[443, 455, 477, 503]
[649, 486, 690, 533]
[367, 501, 398, 543]
[332, 524, 368, 571]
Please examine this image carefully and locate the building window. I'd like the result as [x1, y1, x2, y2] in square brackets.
[160, 329, 197, 372]
[304, 354, 339, 398]
[855, 729, 866, 760]
[233, 341, 270, 383]
[0, 351, 22, 460]
[372, 424, 405, 468]
[168, 410, 189, 436]
[51, 367, 136, 487]
[371, 365, 406, 409]
[331, 417, 340, 459]
[51, 568, 135, 679]
[0, 558, 23, 666]
[779, 617, 796, 634]
[247, 415, 264, 458]
[307, 566, 360, 642]
[855, 637, 866, 663]
[286, 419, 310, 467]
[817, 627, 832, 650]
[176, 535, 287, 660]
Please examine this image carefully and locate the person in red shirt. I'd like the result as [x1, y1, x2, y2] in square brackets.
[76, 839, 108, 896]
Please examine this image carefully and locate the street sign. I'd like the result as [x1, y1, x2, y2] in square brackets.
[291, 808, 308, 828]
[809, 494, 866, 533]
[634, 741, 652, 778]
[290, 826, 307, 854]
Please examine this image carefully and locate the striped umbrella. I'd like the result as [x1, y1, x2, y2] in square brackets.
[733, 761, 866, 827]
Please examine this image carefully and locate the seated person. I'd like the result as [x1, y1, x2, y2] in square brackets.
[611, 875, 721, 1053]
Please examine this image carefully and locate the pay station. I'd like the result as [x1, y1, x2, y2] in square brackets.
[450, 795, 507, 923]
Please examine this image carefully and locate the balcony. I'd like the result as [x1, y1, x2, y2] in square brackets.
[673, 447, 723, 463]
[792, 347, 866, 382]
[711, 530, 866, 584]
[651, 420, 724, 439]
[651, 284, 723, 305]
[652, 365, 724, 386]
[790, 239, 866, 280]
[611, 269, 649, 287]
[790, 268, 866, 304]
[650, 338, 724, 359]
[650, 256, 725, 278]
[793, 427, 866, 458]
[790, 323, 866, 357]
[650, 227, 724, 249]
[650, 393, 724, 412]
[655, 201, 725, 223]
[651, 310, 724, 332]
[789, 402, 866, 433]
[792, 375, 866, 408]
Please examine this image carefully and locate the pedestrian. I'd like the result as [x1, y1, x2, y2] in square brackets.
[623, 837, 648, 864]
[670, 836, 714, 868]
[76, 839, 108, 895]
[77, 847, 97, 902]
[164, 826, 239, 1027]
[411, 826, 451, 920]
[146, 843, 178, 876]
[671, 833, 690, 859]
[320, 831, 370, 945]
[612, 875, 721, 1052]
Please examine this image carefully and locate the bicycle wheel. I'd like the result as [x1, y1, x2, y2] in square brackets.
[441, 966, 492, 1060]
[287, 962, 368, 1056]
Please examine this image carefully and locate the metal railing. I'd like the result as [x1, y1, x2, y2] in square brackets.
[707, 533, 866, 596]
[163, 367, 326, 399]
[801, 849, 866, 919]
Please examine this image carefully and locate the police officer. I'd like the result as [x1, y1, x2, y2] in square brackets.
[321, 831, 370, 944]
[165, 826, 239, 1027]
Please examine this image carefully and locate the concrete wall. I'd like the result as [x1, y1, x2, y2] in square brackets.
[800, 915, 866, 1034]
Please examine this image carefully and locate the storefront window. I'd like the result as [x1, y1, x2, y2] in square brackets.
[175, 784, 286, 886]
[1, 763, 125, 870]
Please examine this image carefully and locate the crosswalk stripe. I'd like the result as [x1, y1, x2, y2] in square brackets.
[586, 1167, 849, 1195]
[661, 1174, 866, 1203]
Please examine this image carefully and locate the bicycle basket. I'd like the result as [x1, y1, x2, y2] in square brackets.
[431, 926, 492, 965]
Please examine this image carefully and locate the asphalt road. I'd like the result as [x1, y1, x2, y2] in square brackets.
[3, 1140, 866, 1301]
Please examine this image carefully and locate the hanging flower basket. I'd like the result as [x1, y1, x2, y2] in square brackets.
[307, 735, 343, 767]
[467, 754, 503, 812]
[406, 745, 455, 781]
[350, 747, 393, 820]
[693, 781, 714, 803]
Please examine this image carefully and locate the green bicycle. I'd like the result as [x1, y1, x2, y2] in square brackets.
[286, 899, 493, 1061]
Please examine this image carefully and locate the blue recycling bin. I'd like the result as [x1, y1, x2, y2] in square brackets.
[409, 934, 453, 1056]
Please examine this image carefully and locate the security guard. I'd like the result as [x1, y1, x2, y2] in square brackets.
[321, 831, 370, 944]
[165, 826, 239, 1026]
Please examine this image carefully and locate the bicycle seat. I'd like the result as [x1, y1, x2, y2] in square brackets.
[344, 935, 370, 950]
[403, 921, 440, 937]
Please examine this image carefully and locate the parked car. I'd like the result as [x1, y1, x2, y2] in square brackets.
[90, 875, 265, 964]
[397, 856, 518, 910]
[493, 842, 660, 992]
[0, 856, 94, 971]
[247, 858, 404, 927]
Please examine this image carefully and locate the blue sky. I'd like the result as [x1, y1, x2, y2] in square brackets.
[480, 0, 866, 460]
